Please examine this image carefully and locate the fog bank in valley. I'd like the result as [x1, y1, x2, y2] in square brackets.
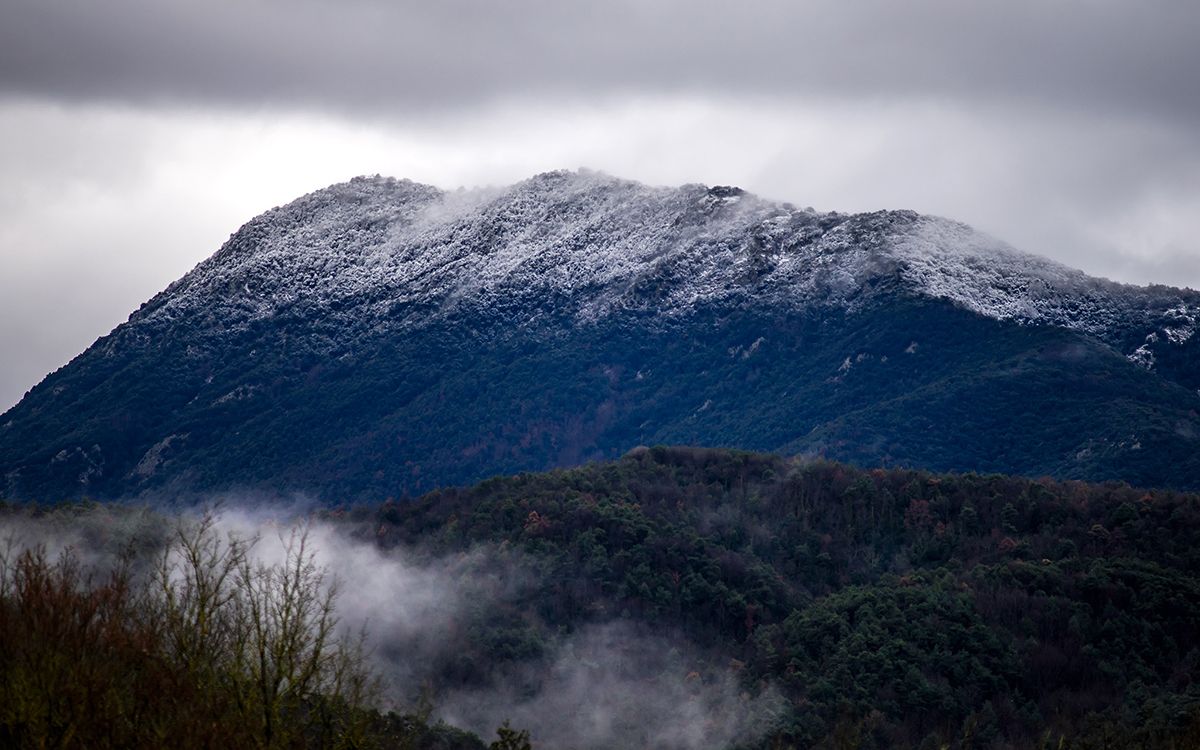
[0, 502, 780, 749]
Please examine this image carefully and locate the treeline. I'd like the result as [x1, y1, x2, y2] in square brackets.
[0, 513, 494, 750]
[355, 447, 1200, 749]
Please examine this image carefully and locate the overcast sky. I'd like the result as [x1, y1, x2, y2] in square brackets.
[3, 0, 1200, 410]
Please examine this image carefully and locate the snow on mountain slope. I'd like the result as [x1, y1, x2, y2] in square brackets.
[124, 169, 1198, 363]
[893, 217, 1198, 338]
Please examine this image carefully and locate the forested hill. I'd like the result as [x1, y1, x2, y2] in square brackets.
[357, 447, 1200, 749]
[5, 447, 1200, 747]
[4, 171, 1200, 502]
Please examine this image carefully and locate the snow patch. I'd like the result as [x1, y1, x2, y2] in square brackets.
[214, 385, 259, 405]
[1128, 344, 1155, 370]
[742, 337, 765, 359]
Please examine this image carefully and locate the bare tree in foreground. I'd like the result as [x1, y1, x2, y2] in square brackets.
[153, 512, 380, 749]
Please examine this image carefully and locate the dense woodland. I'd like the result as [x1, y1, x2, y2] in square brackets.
[9, 295, 1200, 504]
[5, 447, 1200, 748]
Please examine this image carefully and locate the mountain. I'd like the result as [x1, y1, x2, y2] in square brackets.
[2, 170, 1200, 501]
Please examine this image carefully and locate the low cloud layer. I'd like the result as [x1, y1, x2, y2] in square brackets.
[438, 621, 783, 750]
[0, 504, 779, 748]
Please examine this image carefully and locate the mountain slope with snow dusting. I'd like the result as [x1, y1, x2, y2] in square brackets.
[3, 170, 1199, 500]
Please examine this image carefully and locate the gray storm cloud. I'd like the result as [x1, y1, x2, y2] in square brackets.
[2, 0, 1198, 126]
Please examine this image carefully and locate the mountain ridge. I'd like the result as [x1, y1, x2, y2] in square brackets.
[3, 170, 1200, 500]
[83, 170, 1200, 364]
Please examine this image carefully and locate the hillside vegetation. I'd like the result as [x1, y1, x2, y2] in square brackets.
[362, 447, 1200, 748]
[4, 447, 1200, 748]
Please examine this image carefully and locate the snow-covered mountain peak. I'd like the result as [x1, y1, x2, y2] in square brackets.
[124, 171, 1199, 361]
[8, 172, 1200, 502]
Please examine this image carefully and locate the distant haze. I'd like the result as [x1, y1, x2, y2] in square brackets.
[2, 0, 1199, 409]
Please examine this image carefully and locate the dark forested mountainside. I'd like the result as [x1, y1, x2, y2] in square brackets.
[7, 447, 1200, 748]
[2, 171, 1200, 502]
[357, 447, 1200, 748]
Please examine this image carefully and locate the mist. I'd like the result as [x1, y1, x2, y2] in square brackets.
[437, 621, 784, 750]
[0, 502, 781, 749]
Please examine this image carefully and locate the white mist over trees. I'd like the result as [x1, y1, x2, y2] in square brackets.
[0, 504, 779, 749]
[0, 511, 379, 748]
[153, 514, 378, 747]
